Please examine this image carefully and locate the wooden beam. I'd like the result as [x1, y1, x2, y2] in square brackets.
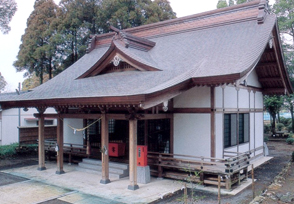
[128, 119, 139, 190]
[262, 88, 286, 95]
[37, 114, 46, 171]
[210, 87, 216, 158]
[56, 116, 65, 174]
[256, 62, 277, 67]
[173, 108, 211, 114]
[258, 77, 282, 82]
[100, 113, 110, 184]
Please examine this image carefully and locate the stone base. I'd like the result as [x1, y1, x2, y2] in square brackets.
[100, 179, 111, 184]
[128, 184, 139, 190]
[56, 170, 65, 174]
[137, 166, 150, 184]
[37, 167, 46, 171]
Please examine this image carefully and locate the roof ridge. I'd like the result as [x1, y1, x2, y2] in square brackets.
[124, 0, 262, 34]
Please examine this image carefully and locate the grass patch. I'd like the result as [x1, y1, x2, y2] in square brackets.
[0, 143, 19, 158]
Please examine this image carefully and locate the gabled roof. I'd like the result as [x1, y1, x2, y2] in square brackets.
[0, 0, 292, 109]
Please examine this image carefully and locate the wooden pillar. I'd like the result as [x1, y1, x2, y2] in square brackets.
[56, 116, 64, 174]
[211, 86, 216, 158]
[128, 119, 139, 190]
[100, 113, 110, 184]
[37, 112, 46, 171]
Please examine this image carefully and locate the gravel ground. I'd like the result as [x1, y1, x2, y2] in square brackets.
[155, 140, 294, 204]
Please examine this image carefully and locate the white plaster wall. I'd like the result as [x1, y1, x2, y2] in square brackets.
[247, 69, 262, 88]
[255, 92, 263, 109]
[250, 113, 255, 150]
[239, 143, 250, 152]
[239, 89, 249, 109]
[215, 87, 223, 108]
[250, 92, 255, 109]
[255, 112, 264, 154]
[1, 113, 19, 145]
[224, 86, 237, 108]
[0, 119, 2, 145]
[215, 113, 223, 158]
[174, 114, 211, 158]
[63, 119, 84, 145]
[173, 86, 210, 108]
[1, 108, 57, 145]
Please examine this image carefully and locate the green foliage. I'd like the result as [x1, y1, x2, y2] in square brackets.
[264, 136, 269, 143]
[286, 138, 294, 144]
[0, 0, 17, 34]
[0, 143, 18, 158]
[280, 117, 292, 127]
[264, 123, 271, 133]
[14, 0, 59, 84]
[0, 72, 7, 93]
[14, 0, 176, 88]
[288, 123, 293, 132]
[264, 95, 284, 134]
[276, 123, 285, 131]
[217, 0, 228, 8]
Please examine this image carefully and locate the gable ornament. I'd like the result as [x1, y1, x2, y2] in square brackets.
[112, 55, 121, 66]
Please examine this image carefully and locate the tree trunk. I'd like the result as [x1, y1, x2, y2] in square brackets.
[291, 106, 294, 133]
[277, 112, 280, 123]
[271, 114, 276, 135]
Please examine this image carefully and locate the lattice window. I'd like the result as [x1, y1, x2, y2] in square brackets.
[101, 61, 137, 74]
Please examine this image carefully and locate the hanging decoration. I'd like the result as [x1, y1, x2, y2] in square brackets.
[63, 117, 101, 134]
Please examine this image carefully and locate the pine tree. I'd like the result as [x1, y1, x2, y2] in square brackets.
[0, 72, 7, 92]
[0, 0, 17, 34]
[14, 0, 58, 84]
[217, 0, 228, 9]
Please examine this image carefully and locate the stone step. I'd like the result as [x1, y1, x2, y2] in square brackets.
[78, 162, 128, 175]
[77, 159, 129, 179]
[82, 158, 129, 170]
[75, 167, 124, 179]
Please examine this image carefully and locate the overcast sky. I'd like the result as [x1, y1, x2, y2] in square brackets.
[0, 0, 274, 92]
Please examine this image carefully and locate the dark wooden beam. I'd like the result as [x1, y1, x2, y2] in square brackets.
[259, 77, 282, 83]
[173, 108, 211, 114]
[256, 62, 277, 67]
[210, 87, 215, 158]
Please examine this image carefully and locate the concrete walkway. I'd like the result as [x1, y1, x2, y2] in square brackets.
[1, 162, 183, 204]
[0, 157, 272, 204]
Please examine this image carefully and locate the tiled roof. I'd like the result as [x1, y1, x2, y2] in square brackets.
[0, 0, 292, 107]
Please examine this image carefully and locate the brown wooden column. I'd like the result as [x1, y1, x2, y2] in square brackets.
[210, 86, 216, 158]
[128, 119, 139, 190]
[56, 116, 65, 174]
[100, 113, 110, 184]
[37, 108, 46, 171]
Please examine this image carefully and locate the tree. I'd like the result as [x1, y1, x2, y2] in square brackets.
[283, 94, 294, 132]
[217, 0, 228, 9]
[0, 0, 17, 34]
[14, 0, 58, 84]
[56, 0, 100, 70]
[273, 0, 294, 83]
[264, 95, 284, 134]
[22, 73, 49, 91]
[0, 72, 7, 92]
[216, 0, 253, 8]
[99, 0, 176, 32]
[273, 0, 294, 44]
